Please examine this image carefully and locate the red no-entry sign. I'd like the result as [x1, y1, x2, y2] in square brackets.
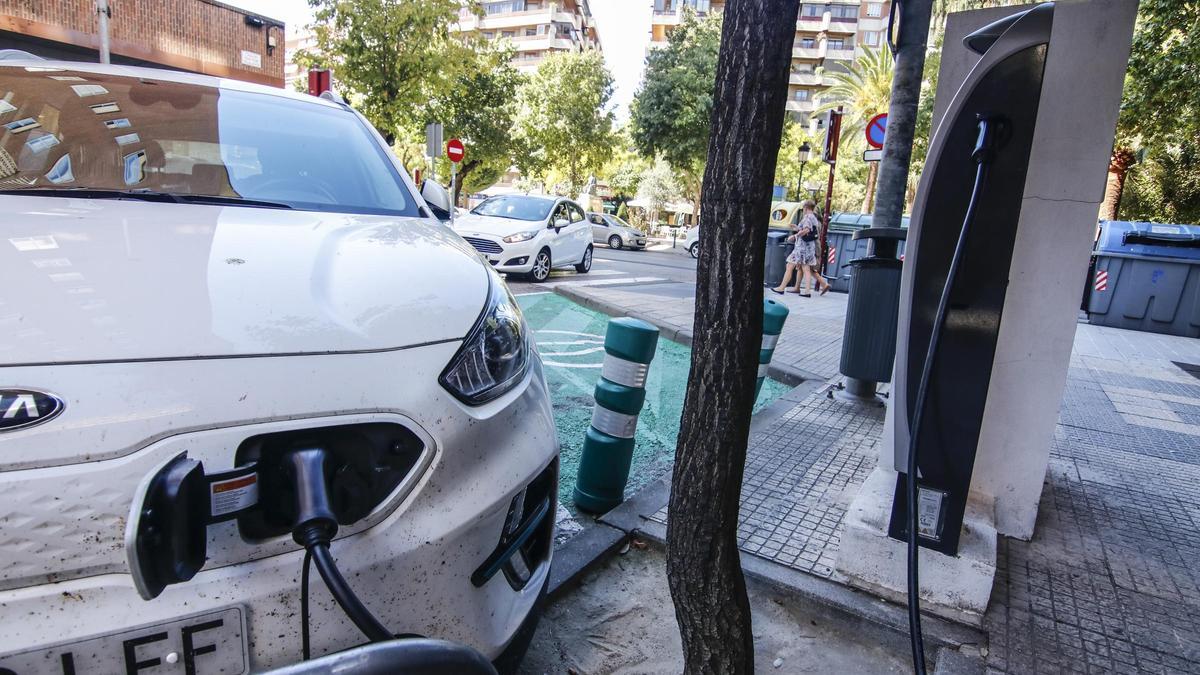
[446, 138, 465, 163]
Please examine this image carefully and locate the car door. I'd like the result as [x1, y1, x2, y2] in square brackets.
[545, 201, 572, 265]
[565, 202, 590, 263]
[588, 213, 609, 244]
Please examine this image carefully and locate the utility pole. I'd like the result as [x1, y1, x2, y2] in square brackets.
[870, 0, 934, 230]
[820, 107, 843, 277]
[96, 0, 111, 64]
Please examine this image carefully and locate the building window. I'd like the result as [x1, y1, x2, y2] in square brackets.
[483, 0, 526, 15]
[801, 3, 823, 17]
[866, 2, 884, 17]
[525, 27, 538, 36]
[827, 38, 845, 50]
[483, 31, 495, 39]
[795, 89, 811, 101]
[830, 4, 857, 20]
[800, 37, 816, 48]
[501, 30, 515, 38]
[863, 31, 880, 46]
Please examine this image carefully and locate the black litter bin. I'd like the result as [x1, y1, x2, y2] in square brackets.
[838, 227, 907, 401]
[765, 231, 793, 288]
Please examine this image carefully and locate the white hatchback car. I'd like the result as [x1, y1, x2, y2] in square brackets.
[453, 195, 593, 282]
[0, 61, 557, 673]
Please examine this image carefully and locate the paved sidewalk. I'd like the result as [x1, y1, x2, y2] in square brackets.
[555, 279, 1200, 673]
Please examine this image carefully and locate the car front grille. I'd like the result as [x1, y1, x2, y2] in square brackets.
[464, 237, 503, 255]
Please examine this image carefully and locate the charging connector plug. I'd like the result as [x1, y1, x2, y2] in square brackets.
[284, 448, 338, 548]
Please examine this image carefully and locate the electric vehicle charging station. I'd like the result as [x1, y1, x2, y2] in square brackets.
[834, 0, 1138, 654]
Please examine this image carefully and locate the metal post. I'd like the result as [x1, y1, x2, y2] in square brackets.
[96, 0, 111, 64]
[756, 298, 790, 398]
[574, 317, 659, 513]
[821, 107, 843, 278]
[797, 162, 806, 202]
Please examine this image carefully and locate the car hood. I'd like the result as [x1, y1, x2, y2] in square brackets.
[453, 213, 544, 239]
[0, 196, 491, 365]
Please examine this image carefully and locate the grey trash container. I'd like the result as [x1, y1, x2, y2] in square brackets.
[1087, 220, 1200, 338]
[823, 214, 910, 293]
[764, 231, 793, 288]
[839, 228, 908, 399]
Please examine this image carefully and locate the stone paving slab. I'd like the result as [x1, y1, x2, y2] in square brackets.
[556, 278, 1200, 673]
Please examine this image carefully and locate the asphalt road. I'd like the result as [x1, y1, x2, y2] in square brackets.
[505, 243, 697, 295]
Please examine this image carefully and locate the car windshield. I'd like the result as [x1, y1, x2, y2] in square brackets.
[472, 195, 555, 221]
[609, 215, 634, 229]
[0, 66, 419, 217]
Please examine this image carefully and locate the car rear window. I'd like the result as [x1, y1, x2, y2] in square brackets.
[0, 66, 420, 217]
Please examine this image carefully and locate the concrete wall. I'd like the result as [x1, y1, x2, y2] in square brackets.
[969, 0, 1137, 539]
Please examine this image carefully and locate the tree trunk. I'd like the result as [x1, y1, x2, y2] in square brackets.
[1101, 147, 1136, 220]
[862, 161, 879, 213]
[453, 160, 478, 208]
[870, 0, 934, 229]
[665, 0, 799, 672]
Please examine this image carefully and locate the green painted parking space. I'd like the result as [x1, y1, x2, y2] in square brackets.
[516, 292, 792, 508]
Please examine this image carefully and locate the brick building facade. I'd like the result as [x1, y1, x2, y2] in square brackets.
[0, 0, 285, 87]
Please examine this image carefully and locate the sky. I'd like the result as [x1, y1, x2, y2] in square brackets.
[230, 0, 650, 118]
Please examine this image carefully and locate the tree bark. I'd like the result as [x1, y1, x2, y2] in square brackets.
[862, 161, 879, 213]
[1100, 147, 1136, 220]
[665, 0, 799, 672]
[870, 0, 934, 229]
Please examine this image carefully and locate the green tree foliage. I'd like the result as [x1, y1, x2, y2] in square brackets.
[636, 158, 682, 224]
[427, 44, 525, 204]
[1120, 0, 1199, 148]
[1113, 0, 1200, 223]
[302, 0, 473, 142]
[818, 47, 894, 135]
[629, 9, 722, 206]
[514, 50, 616, 198]
[772, 120, 823, 201]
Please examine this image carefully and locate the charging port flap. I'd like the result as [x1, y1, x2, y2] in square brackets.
[128, 454, 209, 600]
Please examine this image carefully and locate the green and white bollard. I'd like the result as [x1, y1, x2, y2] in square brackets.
[757, 298, 790, 398]
[573, 317, 659, 514]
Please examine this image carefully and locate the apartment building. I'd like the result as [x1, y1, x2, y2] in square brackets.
[455, 0, 600, 74]
[649, 0, 891, 124]
[0, 0, 285, 87]
[283, 31, 318, 91]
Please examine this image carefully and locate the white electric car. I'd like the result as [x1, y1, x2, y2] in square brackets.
[0, 61, 558, 673]
[453, 195, 593, 282]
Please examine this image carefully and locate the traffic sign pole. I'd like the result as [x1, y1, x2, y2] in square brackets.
[445, 138, 466, 224]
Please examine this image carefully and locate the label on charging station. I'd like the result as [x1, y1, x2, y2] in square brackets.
[916, 487, 947, 542]
[208, 466, 259, 521]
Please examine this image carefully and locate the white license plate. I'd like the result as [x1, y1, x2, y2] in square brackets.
[0, 606, 248, 675]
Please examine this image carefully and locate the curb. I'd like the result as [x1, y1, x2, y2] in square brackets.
[633, 518, 987, 658]
[553, 284, 825, 386]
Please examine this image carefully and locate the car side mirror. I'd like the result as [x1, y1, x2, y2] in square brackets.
[421, 180, 452, 221]
[552, 218, 569, 229]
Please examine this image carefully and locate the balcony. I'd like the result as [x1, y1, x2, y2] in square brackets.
[786, 99, 817, 113]
[789, 72, 824, 86]
[826, 17, 858, 34]
[825, 47, 856, 60]
[796, 15, 825, 31]
[651, 9, 683, 25]
[793, 45, 822, 59]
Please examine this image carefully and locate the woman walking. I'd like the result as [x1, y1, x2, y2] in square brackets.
[771, 201, 830, 296]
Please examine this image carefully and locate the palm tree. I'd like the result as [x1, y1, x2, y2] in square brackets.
[817, 47, 894, 212]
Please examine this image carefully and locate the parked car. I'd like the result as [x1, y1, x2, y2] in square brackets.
[453, 195, 593, 282]
[684, 224, 701, 259]
[587, 212, 647, 250]
[0, 60, 557, 674]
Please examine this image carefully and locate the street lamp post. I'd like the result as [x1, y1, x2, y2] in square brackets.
[796, 141, 811, 200]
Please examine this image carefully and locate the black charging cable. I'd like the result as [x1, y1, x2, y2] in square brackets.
[285, 448, 394, 658]
[906, 115, 1005, 675]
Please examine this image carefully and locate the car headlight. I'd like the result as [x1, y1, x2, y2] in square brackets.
[503, 231, 538, 244]
[439, 273, 530, 405]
